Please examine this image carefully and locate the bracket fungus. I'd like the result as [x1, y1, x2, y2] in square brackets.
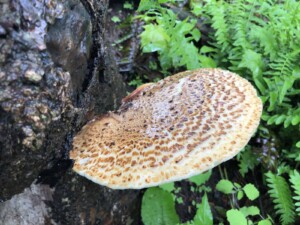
[70, 68, 262, 189]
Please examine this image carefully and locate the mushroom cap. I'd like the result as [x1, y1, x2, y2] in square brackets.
[70, 68, 262, 189]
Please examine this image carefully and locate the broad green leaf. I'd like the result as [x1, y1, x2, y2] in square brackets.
[226, 209, 247, 225]
[177, 42, 201, 70]
[193, 193, 213, 225]
[199, 56, 217, 68]
[237, 190, 244, 200]
[238, 49, 263, 79]
[258, 219, 272, 225]
[191, 29, 201, 41]
[296, 141, 300, 148]
[159, 182, 175, 193]
[177, 19, 196, 35]
[240, 206, 260, 217]
[189, 170, 212, 186]
[238, 49, 265, 94]
[243, 183, 259, 200]
[141, 187, 180, 225]
[140, 24, 170, 53]
[216, 179, 234, 194]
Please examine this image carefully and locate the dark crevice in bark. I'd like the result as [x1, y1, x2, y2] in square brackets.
[80, 0, 107, 94]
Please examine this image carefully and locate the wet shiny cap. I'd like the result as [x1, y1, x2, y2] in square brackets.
[70, 68, 262, 189]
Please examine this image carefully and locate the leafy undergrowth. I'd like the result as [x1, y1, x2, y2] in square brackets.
[130, 0, 300, 224]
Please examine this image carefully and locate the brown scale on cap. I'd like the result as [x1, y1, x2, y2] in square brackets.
[70, 68, 262, 189]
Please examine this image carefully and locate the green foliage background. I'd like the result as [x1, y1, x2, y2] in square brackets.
[135, 0, 300, 224]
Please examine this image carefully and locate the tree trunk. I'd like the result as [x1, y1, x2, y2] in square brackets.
[0, 0, 141, 224]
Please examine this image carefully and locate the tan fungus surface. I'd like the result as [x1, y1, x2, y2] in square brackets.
[70, 68, 262, 189]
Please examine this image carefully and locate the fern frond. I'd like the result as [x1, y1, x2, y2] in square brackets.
[250, 25, 278, 60]
[264, 51, 300, 109]
[229, 0, 257, 50]
[266, 105, 300, 127]
[266, 172, 295, 225]
[267, 52, 298, 78]
[267, 0, 300, 50]
[289, 170, 300, 216]
[204, 0, 230, 51]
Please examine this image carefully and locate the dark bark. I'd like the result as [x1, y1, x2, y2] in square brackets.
[0, 0, 141, 224]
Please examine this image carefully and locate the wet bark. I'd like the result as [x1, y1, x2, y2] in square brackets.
[0, 0, 141, 224]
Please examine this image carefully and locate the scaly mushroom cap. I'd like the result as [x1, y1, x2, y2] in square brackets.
[70, 68, 262, 189]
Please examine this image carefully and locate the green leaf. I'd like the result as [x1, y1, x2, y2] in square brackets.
[250, 26, 278, 60]
[191, 2, 203, 16]
[238, 49, 265, 94]
[189, 170, 212, 186]
[292, 67, 300, 80]
[137, 0, 160, 12]
[278, 76, 295, 104]
[268, 91, 278, 112]
[226, 209, 247, 225]
[216, 179, 234, 194]
[174, 42, 201, 70]
[258, 219, 272, 225]
[200, 46, 217, 54]
[158, 0, 169, 3]
[296, 141, 300, 148]
[193, 193, 213, 225]
[240, 206, 260, 217]
[237, 190, 244, 200]
[142, 187, 180, 225]
[191, 29, 201, 42]
[238, 49, 264, 79]
[140, 24, 170, 53]
[111, 16, 121, 23]
[243, 183, 259, 200]
[291, 115, 300, 126]
[234, 182, 241, 189]
[177, 19, 196, 35]
[274, 115, 286, 125]
[123, 1, 134, 9]
[159, 182, 175, 193]
[199, 56, 217, 68]
[177, 197, 184, 204]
